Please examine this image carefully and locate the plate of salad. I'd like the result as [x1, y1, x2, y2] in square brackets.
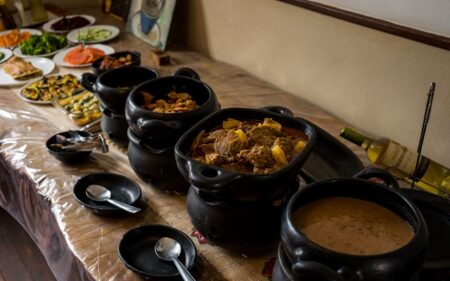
[67, 25, 120, 44]
[0, 48, 13, 63]
[14, 33, 69, 58]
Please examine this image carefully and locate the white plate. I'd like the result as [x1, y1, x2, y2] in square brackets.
[0, 28, 42, 48]
[13, 42, 69, 58]
[42, 15, 95, 34]
[53, 44, 115, 68]
[0, 57, 55, 87]
[67, 25, 120, 44]
[0, 48, 13, 63]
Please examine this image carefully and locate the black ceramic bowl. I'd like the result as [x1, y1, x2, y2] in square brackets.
[91, 51, 141, 75]
[118, 224, 197, 280]
[46, 130, 92, 163]
[81, 66, 159, 114]
[174, 107, 317, 202]
[125, 67, 220, 141]
[281, 168, 428, 281]
[73, 173, 141, 215]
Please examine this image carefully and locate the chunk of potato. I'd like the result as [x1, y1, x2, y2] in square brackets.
[223, 118, 241, 129]
[234, 129, 248, 145]
[262, 118, 282, 132]
[294, 140, 306, 152]
[272, 144, 288, 165]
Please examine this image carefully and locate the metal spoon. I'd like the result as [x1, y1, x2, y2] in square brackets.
[86, 184, 141, 213]
[155, 237, 195, 281]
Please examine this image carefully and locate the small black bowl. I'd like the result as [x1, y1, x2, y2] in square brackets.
[91, 51, 141, 75]
[46, 130, 93, 163]
[73, 173, 141, 215]
[118, 224, 197, 280]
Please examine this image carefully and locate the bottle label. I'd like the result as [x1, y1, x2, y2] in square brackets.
[381, 141, 418, 175]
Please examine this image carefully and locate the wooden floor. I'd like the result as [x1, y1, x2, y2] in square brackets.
[0, 207, 56, 281]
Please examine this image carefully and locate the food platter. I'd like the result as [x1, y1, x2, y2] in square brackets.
[0, 57, 55, 87]
[53, 44, 115, 68]
[67, 25, 120, 44]
[0, 48, 13, 63]
[42, 14, 95, 34]
[18, 73, 83, 105]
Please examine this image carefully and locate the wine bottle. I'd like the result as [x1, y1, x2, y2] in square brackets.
[340, 127, 450, 197]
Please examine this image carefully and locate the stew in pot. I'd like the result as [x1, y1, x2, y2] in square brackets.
[189, 118, 308, 174]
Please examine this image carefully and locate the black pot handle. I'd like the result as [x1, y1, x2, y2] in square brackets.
[81, 73, 98, 92]
[173, 67, 201, 81]
[186, 160, 242, 191]
[260, 106, 294, 117]
[137, 118, 183, 136]
[131, 51, 141, 58]
[102, 107, 125, 120]
[291, 261, 344, 281]
[354, 167, 400, 191]
[140, 141, 171, 154]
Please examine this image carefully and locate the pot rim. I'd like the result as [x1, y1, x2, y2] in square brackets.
[285, 177, 427, 259]
[128, 76, 217, 119]
[96, 66, 159, 93]
[174, 107, 317, 178]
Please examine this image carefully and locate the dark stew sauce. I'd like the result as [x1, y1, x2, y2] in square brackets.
[190, 118, 308, 174]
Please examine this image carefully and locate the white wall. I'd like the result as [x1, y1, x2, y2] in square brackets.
[173, 0, 450, 167]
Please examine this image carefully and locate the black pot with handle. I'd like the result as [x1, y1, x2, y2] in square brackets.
[174, 107, 317, 203]
[99, 102, 129, 147]
[125, 67, 220, 142]
[81, 66, 159, 114]
[127, 128, 190, 193]
[278, 168, 428, 281]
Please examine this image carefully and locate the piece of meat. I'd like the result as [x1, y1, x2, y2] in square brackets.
[248, 126, 281, 146]
[199, 143, 215, 154]
[214, 130, 246, 158]
[242, 145, 274, 168]
[204, 153, 226, 165]
[273, 137, 297, 161]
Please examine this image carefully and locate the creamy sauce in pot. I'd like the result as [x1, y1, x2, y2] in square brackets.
[292, 197, 414, 255]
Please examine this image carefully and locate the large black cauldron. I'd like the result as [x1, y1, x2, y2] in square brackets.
[175, 107, 317, 202]
[278, 168, 428, 281]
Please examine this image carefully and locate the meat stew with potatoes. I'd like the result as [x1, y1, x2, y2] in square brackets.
[189, 118, 308, 174]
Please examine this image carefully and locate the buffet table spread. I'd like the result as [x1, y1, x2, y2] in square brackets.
[0, 6, 369, 281]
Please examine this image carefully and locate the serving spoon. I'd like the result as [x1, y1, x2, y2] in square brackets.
[86, 184, 141, 213]
[155, 237, 195, 281]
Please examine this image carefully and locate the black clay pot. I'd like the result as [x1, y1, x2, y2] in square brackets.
[281, 168, 428, 281]
[100, 103, 129, 147]
[82, 66, 158, 114]
[174, 107, 317, 203]
[127, 128, 189, 193]
[186, 177, 299, 254]
[91, 51, 141, 75]
[125, 67, 220, 141]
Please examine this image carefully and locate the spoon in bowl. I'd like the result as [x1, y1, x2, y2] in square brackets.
[155, 237, 195, 281]
[86, 184, 141, 213]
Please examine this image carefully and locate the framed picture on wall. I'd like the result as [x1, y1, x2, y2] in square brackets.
[126, 0, 177, 50]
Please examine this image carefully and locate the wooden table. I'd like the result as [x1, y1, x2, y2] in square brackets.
[0, 6, 368, 281]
